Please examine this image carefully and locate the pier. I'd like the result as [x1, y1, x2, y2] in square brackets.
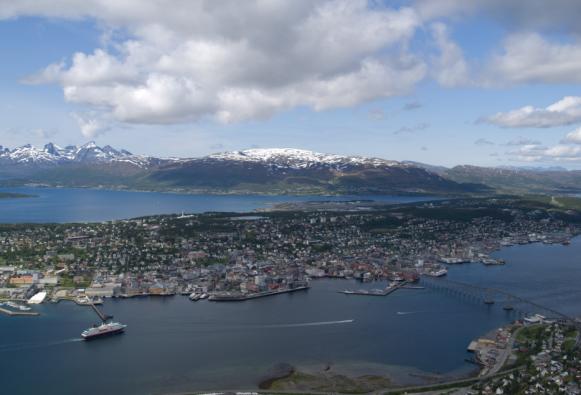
[339, 281, 409, 296]
[0, 306, 39, 316]
[208, 285, 310, 302]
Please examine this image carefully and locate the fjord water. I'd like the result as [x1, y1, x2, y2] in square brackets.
[2, 239, 581, 395]
[0, 187, 435, 223]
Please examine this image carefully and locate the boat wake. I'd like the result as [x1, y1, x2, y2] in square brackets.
[261, 319, 354, 328]
[397, 311, 426, 315]
[0, 338, 83, 353]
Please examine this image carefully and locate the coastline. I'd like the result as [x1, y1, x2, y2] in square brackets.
[0, 183, 463, 198]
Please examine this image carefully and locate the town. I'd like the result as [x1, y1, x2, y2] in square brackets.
[0, 196, 579, 307]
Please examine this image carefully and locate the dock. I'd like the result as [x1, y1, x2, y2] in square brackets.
[208, 285, 310, 302]
[339, 281, 409, 296]
[0, 306, 39, 316]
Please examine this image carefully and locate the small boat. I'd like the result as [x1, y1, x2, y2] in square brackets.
[503, 305, 514, 311]
[6, 302, 31, 311]
[189, 293, 200, 301]
[484, 299, 495, 305]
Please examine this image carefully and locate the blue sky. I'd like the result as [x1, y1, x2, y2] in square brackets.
[2, 1, 581, 167]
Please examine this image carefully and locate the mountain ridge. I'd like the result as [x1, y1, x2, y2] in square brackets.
[0, 143, 488, 195]
[8, 142, 580, 195]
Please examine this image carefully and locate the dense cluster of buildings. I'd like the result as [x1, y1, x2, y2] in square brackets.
[0, 198, 578, 303]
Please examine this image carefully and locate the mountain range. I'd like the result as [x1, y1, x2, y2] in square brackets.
[0, 142, 579, 196]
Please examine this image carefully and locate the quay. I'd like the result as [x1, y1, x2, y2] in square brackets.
[339, 281, 409, 296]
[0, 306, 39, 316]
[208, 285, 310, 302]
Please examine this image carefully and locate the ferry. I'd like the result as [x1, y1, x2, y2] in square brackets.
[81, 322, 127, 340]
[81, 301, 126, 340]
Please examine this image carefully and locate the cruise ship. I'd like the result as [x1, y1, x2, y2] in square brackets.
[81, 322, 127, 340]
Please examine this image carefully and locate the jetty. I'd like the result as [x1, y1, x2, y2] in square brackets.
[208, 285, 309, 302]
[0, 306, 39, 316]
[339, 281, 409, 296]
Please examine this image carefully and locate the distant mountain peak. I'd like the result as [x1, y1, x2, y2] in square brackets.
[0, 142, 148, 168]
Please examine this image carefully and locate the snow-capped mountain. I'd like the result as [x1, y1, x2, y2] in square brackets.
[0, 144, 408, 170]
[0, 142, 151, 167]
[207, 148, 404, 170]
[0, 143, 487, 195]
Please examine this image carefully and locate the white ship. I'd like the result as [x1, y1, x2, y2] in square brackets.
[81, 322, 127, 340]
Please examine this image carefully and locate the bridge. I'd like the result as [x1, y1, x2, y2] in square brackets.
[420, 277, 579, 326]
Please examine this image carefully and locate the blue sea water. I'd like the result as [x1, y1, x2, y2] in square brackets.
[0, 187, 580, 394]
[1, 238, 581, 394]
[0, 187, 436, 223]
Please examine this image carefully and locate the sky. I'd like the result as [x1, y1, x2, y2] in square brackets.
[2, 1, 581, 168]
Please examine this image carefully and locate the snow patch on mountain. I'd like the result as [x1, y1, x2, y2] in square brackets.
[0, 142, 151, 168]
[0, 144, 409, 172]
[208, 148, 404, 170]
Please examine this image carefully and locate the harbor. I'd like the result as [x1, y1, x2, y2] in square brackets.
[2, 238, 581, 395]
[0, 207, 580, 393]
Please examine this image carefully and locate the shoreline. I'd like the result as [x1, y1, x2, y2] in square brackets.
[0, 183, 462, 198]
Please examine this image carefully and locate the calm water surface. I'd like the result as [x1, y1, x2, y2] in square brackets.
[1, 238, 581, 394]
[0, 187, 435, 223]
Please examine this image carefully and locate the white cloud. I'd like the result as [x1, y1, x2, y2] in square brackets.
[509, 142, 581, 162]
[482, 96, 581, 128]
[417, 2, 581, 87]
[562, 127, 581, 144]
[73, 113, 110, 138]
[505, 137, 542, 146]
[430, 22, 470, 87]
[509, 126, 581, 162]
[485, 33, 581, 85]
[13, 1, 425, 126]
